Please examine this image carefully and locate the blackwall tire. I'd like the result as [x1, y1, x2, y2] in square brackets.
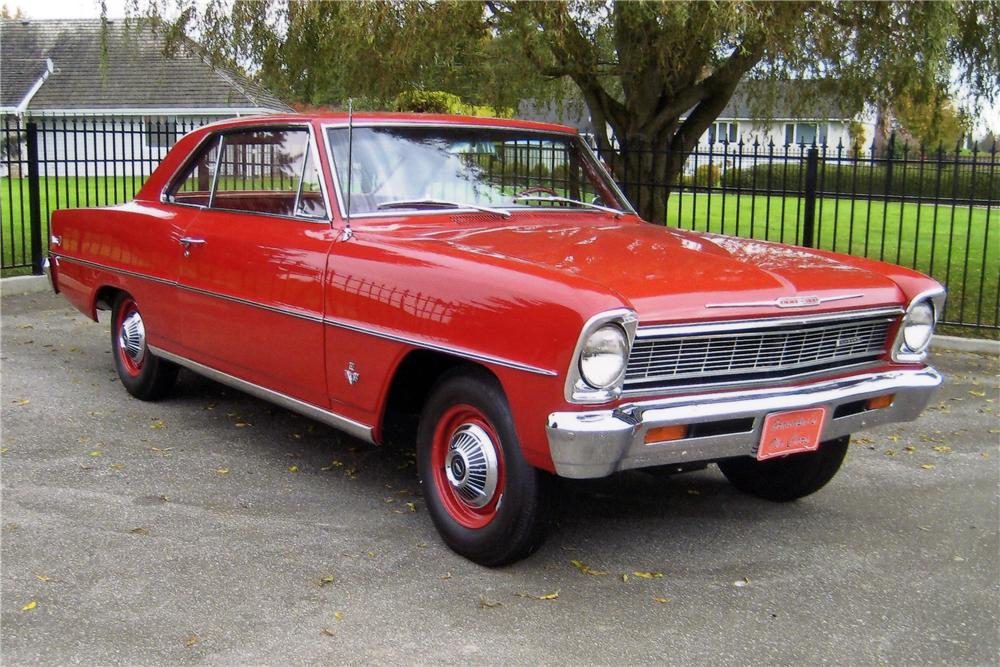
[717, 435, 850, 502]
[111, 293, 178, 401]
[417, 368, 554, 566]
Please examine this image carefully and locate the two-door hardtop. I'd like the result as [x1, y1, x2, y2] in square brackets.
[47, 113, 944, 564]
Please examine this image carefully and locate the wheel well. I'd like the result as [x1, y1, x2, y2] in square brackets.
[379, 350, 499, 446]
[93, 285, 124, 319]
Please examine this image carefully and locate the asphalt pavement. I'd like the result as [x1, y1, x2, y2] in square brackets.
[2, 290, 998, 666]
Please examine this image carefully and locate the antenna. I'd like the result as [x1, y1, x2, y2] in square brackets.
[341, 98, 354, 241]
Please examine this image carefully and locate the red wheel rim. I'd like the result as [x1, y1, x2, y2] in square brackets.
[115, 297, 146, 378]
[431, 404, 505, 529]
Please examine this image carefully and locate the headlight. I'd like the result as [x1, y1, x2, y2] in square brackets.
[902, 301, 935, 353]
[579, 325, 628, 389]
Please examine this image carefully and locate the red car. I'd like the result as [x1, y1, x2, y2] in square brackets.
[46, 113, 944, 565]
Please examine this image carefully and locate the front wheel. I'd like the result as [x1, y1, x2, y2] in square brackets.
[417, 368, 553, 566]
[717, 435, 850, 502]
[111, 292, 178, 401]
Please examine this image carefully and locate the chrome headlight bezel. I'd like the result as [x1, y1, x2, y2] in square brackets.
[566, 309, 637, 403]
[892, 288, 945, 363]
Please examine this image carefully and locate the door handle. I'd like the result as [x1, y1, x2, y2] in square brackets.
[179, 237, 206, 256]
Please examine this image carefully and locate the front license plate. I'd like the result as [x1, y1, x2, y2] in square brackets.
[757, 407, 826, 461]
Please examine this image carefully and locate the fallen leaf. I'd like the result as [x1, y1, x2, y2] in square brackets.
[21, 600, 37, 612]
[440, 572, 452, 580]
[953, 555, 965, 562]
[88, 450, 103, 457]
[35, 575, 51, 582]
[570, 559, 608, 576]
[969, 390, 987, 397]
[932, 445, 953, 453]
[406, 502, 417, 513]
[13, 399, 30, 406]
[885, 449, 896, 456]
[159, 495, 170, 502]
[321, 628, 335, 637]
[185, 634, 199, 648]
[109, 463, 125, 469]
[288, 465, 299, 473]
[318, 575, 336, 586]
[367, 551, 376, 558]
[653, 597, 671, 604]
[321, 460, 344, 471]
[129, 527, 148, 535]
[686, 489, 701, 496]
[334, 611, 344, 621]
[478, 594, 502, 609]
[733, 576, 751, 587]
[620, 573, 629, 583]
[215, 467, 230, 475]
[904, 445, 917, 453]
[150, 419, 165, 429]
[633, 571, 664, 579]
[417, 542, 428, 548]
[0, 448, 8, 454]
[920, 464, 935, 470]
[234, 421, 251, 428]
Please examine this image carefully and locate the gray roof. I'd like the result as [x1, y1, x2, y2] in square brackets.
[0, 18, 292, 113]
[718, 80, 858, 121]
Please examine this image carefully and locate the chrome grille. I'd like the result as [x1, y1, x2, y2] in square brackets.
[624, 313, 896, 391]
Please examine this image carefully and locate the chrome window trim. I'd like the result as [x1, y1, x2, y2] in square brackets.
[634, 306, 904, 339]
[892, 286, 946, 363]
[160, 122, 333, 225]
[564, 308, 638, 404]
[53, 253, 556, 377]
[319, 121, 632, 222]
[148, 345, 374, 443]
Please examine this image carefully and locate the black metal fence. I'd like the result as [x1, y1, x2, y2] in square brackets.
[2, 116, 997, 335]
[605, 137, 998, 335]
[1, 115, 213, 274]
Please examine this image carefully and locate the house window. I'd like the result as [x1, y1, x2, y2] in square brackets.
[785, 123, 829, 146]
[708, 122, 739, 144]
[144, 118, 180, 148]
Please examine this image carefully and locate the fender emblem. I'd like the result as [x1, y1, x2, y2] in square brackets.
[344, 362, 360, 386]
[705, 294, 863, 309]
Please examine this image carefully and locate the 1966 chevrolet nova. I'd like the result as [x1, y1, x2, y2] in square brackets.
[46, 113, 944, 565]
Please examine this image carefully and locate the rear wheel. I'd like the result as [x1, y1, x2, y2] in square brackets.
[417, 368, 553, 566]
[717, 436, 850, 502]
[111, 293, 178, 400]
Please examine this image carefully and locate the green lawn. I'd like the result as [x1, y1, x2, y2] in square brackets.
[667, 192, 999, 337]
[3, 177, 997, 336]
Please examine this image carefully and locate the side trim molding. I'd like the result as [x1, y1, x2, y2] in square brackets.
[55, 253, 557, 377]
[149, 345, 375, 443]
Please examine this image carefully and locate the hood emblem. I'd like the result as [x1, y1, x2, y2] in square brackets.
[705, 294, 863, 309]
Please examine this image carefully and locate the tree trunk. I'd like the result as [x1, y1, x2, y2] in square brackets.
[611, 132, 684, 225]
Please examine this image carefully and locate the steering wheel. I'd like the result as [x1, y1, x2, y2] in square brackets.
[514, 186, 559, 198]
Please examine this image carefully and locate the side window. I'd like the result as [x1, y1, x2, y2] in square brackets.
[166, 136, 221, 207]
[210, 128, 327, 219]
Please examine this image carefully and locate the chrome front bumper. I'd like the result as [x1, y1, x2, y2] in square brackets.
[546, 367, 942, 479]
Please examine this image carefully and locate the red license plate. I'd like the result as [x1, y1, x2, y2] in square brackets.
[757, 407, 826, 461]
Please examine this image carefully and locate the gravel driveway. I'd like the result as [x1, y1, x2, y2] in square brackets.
[2, 290, 998, 666]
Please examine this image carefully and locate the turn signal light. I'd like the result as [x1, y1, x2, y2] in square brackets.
[867, 394, 895, 410]
[644, 425, 689, 445]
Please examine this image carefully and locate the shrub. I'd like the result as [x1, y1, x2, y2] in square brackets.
[392, 90, 512, 118]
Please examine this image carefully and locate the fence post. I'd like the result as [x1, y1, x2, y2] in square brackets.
[26, 121, 44, 275]
[801, 146, 819, 247]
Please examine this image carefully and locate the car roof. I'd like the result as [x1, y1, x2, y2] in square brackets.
[196, 112, 579, 135]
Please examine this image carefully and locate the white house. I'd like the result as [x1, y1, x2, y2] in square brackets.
[0, 18, 292, 177]
[695, 80, 875, 151]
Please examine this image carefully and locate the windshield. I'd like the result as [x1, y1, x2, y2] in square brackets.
[326, 125, 632, 216]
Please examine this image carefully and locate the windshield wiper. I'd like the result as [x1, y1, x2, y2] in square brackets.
[377, 199, 511, 219]
[512, 195, 625, 218]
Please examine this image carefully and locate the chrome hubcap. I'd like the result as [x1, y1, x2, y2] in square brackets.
[119, 310, 146, 366]
[444, 423, 499, 509]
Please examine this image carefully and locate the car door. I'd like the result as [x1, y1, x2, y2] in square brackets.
[174, 126, 335, 408]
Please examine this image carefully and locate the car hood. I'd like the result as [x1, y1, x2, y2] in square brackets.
[424, 217, 904, 323]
